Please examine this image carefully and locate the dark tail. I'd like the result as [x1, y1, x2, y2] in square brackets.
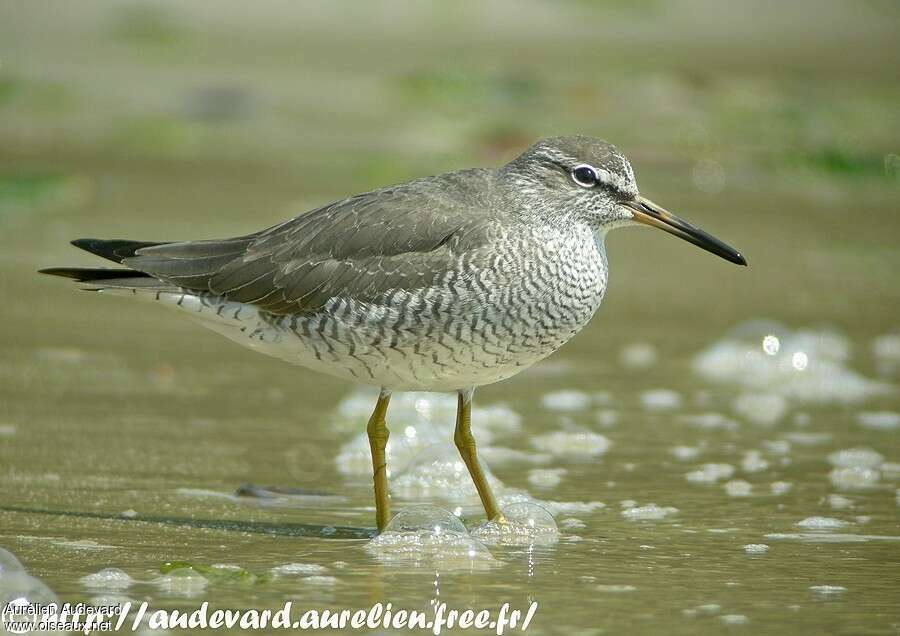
[70, 238, 167, 264]
[40, 238, 172, 291]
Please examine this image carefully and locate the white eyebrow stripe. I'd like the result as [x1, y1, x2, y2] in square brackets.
[593, 165, 638, 197]
[534, 148, 639, 196]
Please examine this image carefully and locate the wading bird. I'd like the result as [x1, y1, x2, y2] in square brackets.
[41, 136, 746, 531]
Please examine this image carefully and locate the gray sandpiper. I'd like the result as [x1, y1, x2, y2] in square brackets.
[41, 135, 746, 531]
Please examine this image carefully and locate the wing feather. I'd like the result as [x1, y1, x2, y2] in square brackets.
[123, 168, 502, 314]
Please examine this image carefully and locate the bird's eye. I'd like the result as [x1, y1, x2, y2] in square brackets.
[571, 164, 599, 188]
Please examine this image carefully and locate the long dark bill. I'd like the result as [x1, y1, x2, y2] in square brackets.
[623, 196, 747, 266]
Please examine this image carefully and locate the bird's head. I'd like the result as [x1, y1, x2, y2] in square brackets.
[501, 135, 746, 266]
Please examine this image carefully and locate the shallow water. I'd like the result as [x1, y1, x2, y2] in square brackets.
[1, 2, 899, 634]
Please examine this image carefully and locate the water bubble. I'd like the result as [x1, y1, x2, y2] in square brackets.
[0, 547, 25, 578]
[796, 516, 850, 530]
[770, 481, 792, 496]
[692, 159, 726, 194]
[828, 448, 884, 469]
[872, 332, 900, 375]
[810, 585, 846, 598]
[827, 494, 854, 510]
[301, 575, 338, 586]
[743, 544, 769, 554]
[530, 430, 610, 458]
[270, 563, 328, 578]
[470, 502, 558, 546]
[541, 390, 591, 412]
[763, 335, 780, 355]
[725, 480, 753, 497]
[384, 505, 467, 535]
[670, 446, 701, 461]
[621, 503, 679, 521]
[154, 568, 208, 597]
[695, 321, 888, 404]
[596, 584, 637, 593]
[732, 393, 787, 426]
[640, 389, 682, 411]
[741, 450, 769, 473]
[678, 412, 739, 431]
[537, 500, 605, 515]
[367, 505, 493, 569]
[527, 468, 566, 488]
[686, 463, 735, 484]
[619, 342, 658, 370]
[791, 351, 809, 371]
[830, 466, 880, 490]
[79, 568, 133, 591]
[855, 411, 900, 431]
[0, 571, 59, 632]
[393, 445, 506, 504]
[720, 614, 749, 625]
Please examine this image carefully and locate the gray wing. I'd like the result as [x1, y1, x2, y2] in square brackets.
[123, 169, 503, 315]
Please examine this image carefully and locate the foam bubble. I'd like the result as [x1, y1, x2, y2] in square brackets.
[686, 463, 735, 484]
[536, 500, 606, 515]
[541, 390, 591, 411]
[830, 466, 880, 490]
[470, 502, 558, 546]
[619, 342, 658, 370]
[640, 389, 682, 411]
[367, 505, 493, 568]
[741, 450, 770, 473]
[783, 432, 832, 446]
[810, 585, 847, 597]
[743, 543, 769, 554]
[621, 503, 678, 521]
[694, 321, 889, 404]
[479, 447, 551, 466]
[827, 494, 853, 510]
[720, 614, 749, 625]
[301, 575, 338, 586]
[154, 568, 208, 597]
[0, 571, 59, 631]
[79, 568, 133, 591]
[725, 480, 753, 497]
[678, 413, 739, 431]
[0, 547, 25, 578]
[392, 445, 507, 504]
[828, 448, 884, 469]
[796, 516, 850, 529]
[531, 431, 611, 458]
[596, 584, 638, 593]
[270, 563, 328, 577]
[334, 391, 521, 476]
[527, 468, 566, 488]
[670, 446, 701, 461]
[770, 481, 793, 496]
[761, 440, 791, 455]
[872, 332, 900, 375]
[733, 393, 787, 426]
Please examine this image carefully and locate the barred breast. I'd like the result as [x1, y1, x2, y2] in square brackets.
[159, 224, 608, 391]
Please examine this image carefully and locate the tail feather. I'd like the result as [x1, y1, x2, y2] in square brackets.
[39, 267, 149, 282]
[71, 238, 167, 264]
[38, 267, 178, 294]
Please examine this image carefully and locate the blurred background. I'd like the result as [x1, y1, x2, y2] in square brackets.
[1, 2, 899, 634]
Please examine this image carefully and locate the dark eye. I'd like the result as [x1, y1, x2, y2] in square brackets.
[571, 164, 598, 187]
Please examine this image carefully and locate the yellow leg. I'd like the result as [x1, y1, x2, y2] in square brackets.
[454, 388, 504, 522]
[367, 388, 392, 532]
